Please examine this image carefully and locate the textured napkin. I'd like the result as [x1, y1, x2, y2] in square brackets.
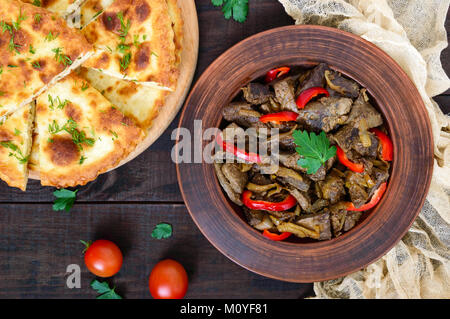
[278, 0, 450, 298]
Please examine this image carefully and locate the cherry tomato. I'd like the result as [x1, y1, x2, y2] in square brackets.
[149, 259, 188, 299]
[84, 240, 123, 278]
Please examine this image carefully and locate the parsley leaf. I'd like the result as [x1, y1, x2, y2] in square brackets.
[151, 223, 172, 239]
[293, 130, 336, 174]
[91, 280, 122, 299]
[52, 189, 78, 212]
[212, 0, 249, 23]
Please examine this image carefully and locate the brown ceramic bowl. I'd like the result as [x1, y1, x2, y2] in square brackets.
[176, 26, 433, 282]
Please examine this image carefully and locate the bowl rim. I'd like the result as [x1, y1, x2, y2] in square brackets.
[176, 25, 434, 282]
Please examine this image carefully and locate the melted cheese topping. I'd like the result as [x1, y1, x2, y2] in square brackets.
[35, 73, 144, 187]
[0, 0, 93, 119]
[0, 103, 34, 190]
[81, 0, 177, 88]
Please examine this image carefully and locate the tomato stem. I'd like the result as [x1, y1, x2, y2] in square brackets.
[80, 240, 92, 254]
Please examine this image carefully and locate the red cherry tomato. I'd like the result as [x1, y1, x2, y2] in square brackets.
[149, 259, 188, 299]
[84, 240, 123, 278]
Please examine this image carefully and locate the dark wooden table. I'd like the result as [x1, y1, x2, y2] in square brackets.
[0, 1, 448, 299]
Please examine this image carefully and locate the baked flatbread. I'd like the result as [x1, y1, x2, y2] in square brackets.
[82, 0, 178, 89]
[35, 72, 144, 187]
[79, 67, 168, 129]
[0, 0, 93, 119]
[0, 103, 34, 191]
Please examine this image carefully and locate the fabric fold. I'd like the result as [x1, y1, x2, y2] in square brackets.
[278, 0, 450, 299]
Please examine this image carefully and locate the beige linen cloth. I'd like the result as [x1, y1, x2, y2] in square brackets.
[278, 0, 450, 298]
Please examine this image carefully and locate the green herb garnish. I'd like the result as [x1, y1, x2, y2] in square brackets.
[12, 9, 27, 31]
[48, 119, 95, 151]
[32, 0, 41, 7]
[133, 34, 141, 48]
[32, 61, 41, 69]
[48, 94, 70, 110]
[34, 14, 41, 23]
[0, 21, 11, 34]
[116, 11, 131, 40]
[0, 141, 28, 163]
[293, 130, 336, 174]
[53, 189, 78, 212]
[117, 43, 130, 54]
[110, 130, 118, 141]
[119, 52, 131, 71]
[79, 155, 87, 165]
[1, 21, 20, 53]
[45, 31, 58, 41]
[151, 223, 173, 239]
[90, 280, 122, 299]
[211, 0, 249, 23]
[92, 10, 103, 19]
[52, 47, 72, 66]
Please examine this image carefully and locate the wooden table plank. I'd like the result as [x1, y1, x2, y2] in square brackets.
[0, 0, 448, 299]
[0, 204, 314, 298]
[434, 95, 450, 115]
[442, 8, 450, 95]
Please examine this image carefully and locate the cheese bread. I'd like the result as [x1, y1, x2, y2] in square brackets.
[81, 0, 177, 89]
[35, 72, 144, 187]
[0, 103, 34, 190]
[0, 0, 93, 119]
[79, 67, 168, 129]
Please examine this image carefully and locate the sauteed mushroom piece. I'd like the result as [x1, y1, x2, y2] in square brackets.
[296, 97, 352, 132]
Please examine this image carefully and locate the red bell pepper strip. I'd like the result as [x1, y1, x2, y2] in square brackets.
[370, 128, 393, 161]
[263, 229, 292, 241]
[336, 145, 364, 173]
[295, 87, 329, 109]
[259, 111, 299, 123]
[242, 190, 297, 212]
[215, 133, 261, 163]
[265, 67, 290, 83]
[347, 182, 387, 211]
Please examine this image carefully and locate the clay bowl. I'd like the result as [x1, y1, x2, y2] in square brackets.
[176, 26, 434, 282]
